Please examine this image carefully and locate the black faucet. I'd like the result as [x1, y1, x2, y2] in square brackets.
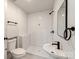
[52, 41, 60, 49]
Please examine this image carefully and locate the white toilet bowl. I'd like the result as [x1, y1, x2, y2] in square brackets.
[7, 38, 26, 59]
[11, 48, 26, 59]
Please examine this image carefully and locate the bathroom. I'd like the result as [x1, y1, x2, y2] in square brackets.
[4, 0, 75, 59]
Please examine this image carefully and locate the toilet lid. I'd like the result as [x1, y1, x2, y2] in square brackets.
[12, 48, 26, 55]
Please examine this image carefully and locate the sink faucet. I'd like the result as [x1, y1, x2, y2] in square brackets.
[52, 41, 60, 49]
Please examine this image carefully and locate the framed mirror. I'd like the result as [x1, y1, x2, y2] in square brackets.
[57, 0, 68, 38]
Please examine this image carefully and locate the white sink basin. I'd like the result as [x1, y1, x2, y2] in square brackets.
[43, 43, 68, 59]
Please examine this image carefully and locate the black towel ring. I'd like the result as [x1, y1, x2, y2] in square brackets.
[64, 27, 75, 41]
[64, 28, 72, 41]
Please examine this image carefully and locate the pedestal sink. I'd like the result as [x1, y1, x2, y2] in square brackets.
[43, 43, 68, 59]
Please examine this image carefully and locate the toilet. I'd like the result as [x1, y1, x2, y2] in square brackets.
[7, 38, 26, 59]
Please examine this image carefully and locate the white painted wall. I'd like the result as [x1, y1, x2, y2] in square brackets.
[28, 10, 53, 47]
[5, 1, 29, 49]
[52, 0, 75, 59]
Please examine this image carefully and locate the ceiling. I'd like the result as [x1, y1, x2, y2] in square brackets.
[12, 0, 55, 13]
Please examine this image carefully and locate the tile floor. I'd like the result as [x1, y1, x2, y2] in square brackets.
[23, 53, 53, 59]
[7, 52, 53, 59]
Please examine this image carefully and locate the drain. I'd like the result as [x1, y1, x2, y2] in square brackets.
[51, 51, 54, 53]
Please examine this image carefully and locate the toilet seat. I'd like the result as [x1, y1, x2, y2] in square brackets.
[11, 48, 26, 56]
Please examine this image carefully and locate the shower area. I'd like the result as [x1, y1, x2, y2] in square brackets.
[4, 0, 75, 59]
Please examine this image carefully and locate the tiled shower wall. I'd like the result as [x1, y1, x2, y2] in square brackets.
[28, 10, 54, 47]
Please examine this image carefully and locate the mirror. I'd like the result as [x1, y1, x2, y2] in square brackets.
[57, 0, 67, 37]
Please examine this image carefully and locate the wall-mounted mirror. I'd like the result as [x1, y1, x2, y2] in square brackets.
[57, 0, 75, 41]
[57, 0, 67, 38]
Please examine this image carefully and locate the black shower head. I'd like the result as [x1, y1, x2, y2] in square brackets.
[49, 11, 54, 15]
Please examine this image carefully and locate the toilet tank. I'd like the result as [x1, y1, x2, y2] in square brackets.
[7, 38, 16, 51]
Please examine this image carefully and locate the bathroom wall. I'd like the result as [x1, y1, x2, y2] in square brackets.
[5, 0, 29, 49]
[52, 0, 75, 59]
[28, 10, 53, 47]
